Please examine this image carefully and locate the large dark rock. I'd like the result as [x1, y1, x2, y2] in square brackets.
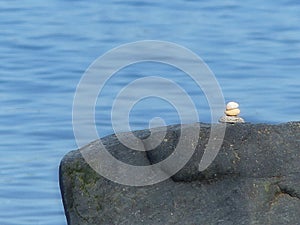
[60, 122, 300, 225]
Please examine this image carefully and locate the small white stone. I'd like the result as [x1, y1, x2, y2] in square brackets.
[226, 101, 239, 110]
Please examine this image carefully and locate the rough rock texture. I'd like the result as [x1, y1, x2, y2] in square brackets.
[60, 122, 300, 225]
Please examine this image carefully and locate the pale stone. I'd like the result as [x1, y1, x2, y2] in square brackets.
[219, 115, 245, 123]
[225, 108, 240, 116]
[226, 102, 239, 110]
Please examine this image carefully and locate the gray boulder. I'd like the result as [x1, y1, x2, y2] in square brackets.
[60, 122, 300, 225]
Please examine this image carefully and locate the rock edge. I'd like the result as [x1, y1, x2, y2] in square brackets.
[60, 122, 300, 225]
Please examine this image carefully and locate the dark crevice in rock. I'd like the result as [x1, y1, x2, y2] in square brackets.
[171, 172, 241, 183]
[278, 185, 300, 200]
[172, 174, 285, 184]
[141, 138, 153, 167]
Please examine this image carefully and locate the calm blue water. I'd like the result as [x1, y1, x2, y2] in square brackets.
[0, 1, 299, 224]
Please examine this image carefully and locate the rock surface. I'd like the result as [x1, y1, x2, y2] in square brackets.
[60, 122, 300, 225]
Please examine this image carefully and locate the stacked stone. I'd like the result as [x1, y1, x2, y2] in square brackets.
[219, 101, 245, 123]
